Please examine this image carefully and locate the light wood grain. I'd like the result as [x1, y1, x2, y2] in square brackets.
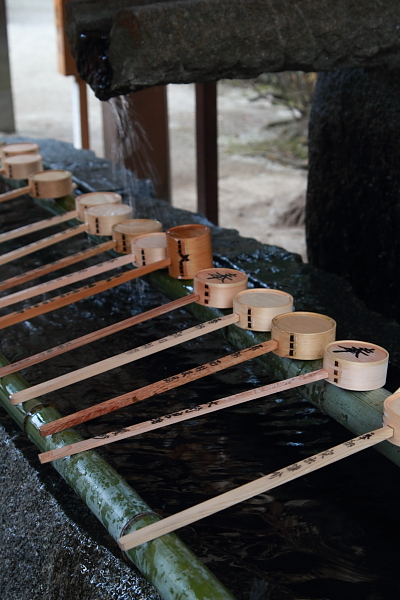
[0, 257, 171, 334]
[39, 340, 278, 436]
[0, 253, 134, 309]
[29, 170, 72, 199]
[38, 368, 328, 462]
[75, 192, 122, 221]
[194, 268, 248, 308]
[166, 224, 213, 279]
[271, 311, 336, 360]
[0, 224, 89, 266]
[117, 426, 393, 550]
[112, 219, 162, 254]
[131, 233, 168, 267]
[323, 340, 389, 391]
[0, 184, 30, 203]
[2, 154, 43, 180]
[0, 210, 79, 244]
[11, 312, 239, 404]
[383, 392, 400, 445]
[85, 203, 132, 236]
[0, 169, 72, 202]
[1, 142, 39, 158]
[233, 288, 294, 331]
[0, 293, 199, 378]
[0, 241, 115, 293]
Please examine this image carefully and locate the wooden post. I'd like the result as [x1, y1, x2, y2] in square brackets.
[54, 0, 90, 149]
[102, 87, 171, 203]
[71, 77, 90, 149]
[0, 0, 15, 132]
[196, 83, 218, 225]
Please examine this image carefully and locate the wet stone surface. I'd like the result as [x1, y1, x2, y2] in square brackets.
[2, 138, 400, 599]
[0, 420, 162, 600]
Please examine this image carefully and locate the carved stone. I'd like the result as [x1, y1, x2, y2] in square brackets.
[66, 0, 400, 99]
[306, 67, 400, 321]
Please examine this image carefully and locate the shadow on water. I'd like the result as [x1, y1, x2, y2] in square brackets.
[1, 196, 400, 600]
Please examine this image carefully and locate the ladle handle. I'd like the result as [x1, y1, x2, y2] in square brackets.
[117, 426, 393, 551]
[0, 293, 200, 379]
[40, 340, 278, 436]
[0, 257, 171, 334]
[0, 240, 115, 293]
[0, 210, 79, 243]
[0, 253, 134, 309]
[38, 367, 327, 462]
[0, 223, 88, 266]
[0, 184, 30, 203]
[11, 312, 239, 404]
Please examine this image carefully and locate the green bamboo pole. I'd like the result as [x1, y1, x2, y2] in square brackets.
[0, 354, 237, 600]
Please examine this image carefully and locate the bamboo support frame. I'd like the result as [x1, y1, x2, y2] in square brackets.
[39, 340, 279, 436]
[2, 193, 399, 597]
[0, 205, 134, 266]
[37, 336, 390, 456]
[0, 253, 134, 309]
[10, 313, 240, 403]
[39, 367, 326, 462]
[0, 267, 248, 379]
[0, 294, 200, 378]
[145, 269, 399, 465]
[0, 241, 115, 293]
[0, 258, 170, 331]
[0, 223, 88, 266]
[2, 161, 399, 600]
[8, 196, 393, 464]
[0, 209, 80, 244]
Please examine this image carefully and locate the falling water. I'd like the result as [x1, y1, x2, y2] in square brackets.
[107, 96, 164, 223]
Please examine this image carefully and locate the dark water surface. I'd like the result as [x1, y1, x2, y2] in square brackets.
[1, 196, 400, 600]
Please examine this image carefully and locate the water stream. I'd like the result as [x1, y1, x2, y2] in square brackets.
[106, 96, 163, 221]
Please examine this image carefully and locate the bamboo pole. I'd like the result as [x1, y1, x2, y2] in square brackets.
[38, 368, 327, 462]
[0, 252, 134, 309]
[0, 258, 170, 332]
[1, 268, 248, 378]
[0, 169, 72, 203]
[0, 223, 88, 266]
[0, 203, 133, 266]
[0, 241, 115, 293]
[0, 294, 200, 378]
[0, 353, 237, 600]
[0, 209, 79, 243]
[39, 340, 279, 436]
[118, 426, 394, 551]
[10, 313, 240, 404]
[0, 184, 30, 202]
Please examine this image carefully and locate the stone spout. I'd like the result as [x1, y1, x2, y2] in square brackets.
[66, 0, 400, 100]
